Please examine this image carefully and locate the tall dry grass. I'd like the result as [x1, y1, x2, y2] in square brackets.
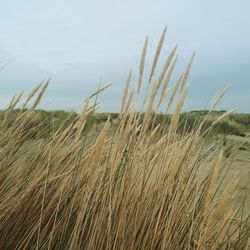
[0, 28, 249, 249]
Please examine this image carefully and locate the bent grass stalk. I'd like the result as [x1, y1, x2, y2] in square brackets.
[0, 30, 248, 250]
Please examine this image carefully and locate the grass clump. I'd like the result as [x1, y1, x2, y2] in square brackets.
[224, 144, 234, 158]
[0, 29, 249, 250]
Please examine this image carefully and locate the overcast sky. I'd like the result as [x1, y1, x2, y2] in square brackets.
[0, 0, 249, 112]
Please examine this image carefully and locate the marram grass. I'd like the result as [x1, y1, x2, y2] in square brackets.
[0, 29, 249, 250]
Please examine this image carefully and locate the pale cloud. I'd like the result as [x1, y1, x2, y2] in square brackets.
[0, 0, 249, 112]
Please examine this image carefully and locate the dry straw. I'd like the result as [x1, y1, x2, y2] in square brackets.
[137, 37, 148, 93]
[0, 29, 248, 250]
[148, 26, 167, 84]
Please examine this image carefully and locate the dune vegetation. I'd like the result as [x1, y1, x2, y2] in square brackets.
[0, 109, 247, 140]
[0, 29, 249, 249]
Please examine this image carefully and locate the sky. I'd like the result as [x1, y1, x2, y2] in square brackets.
[0, 0, 249, 113]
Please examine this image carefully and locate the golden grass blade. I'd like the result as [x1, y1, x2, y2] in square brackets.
[180, 52, 195, 93]
[161, 54, 178, 101]
[148, 26, 167, 84]
[32, 80, 50, 109]
[211, 109, 237, 126]
[88, 83, 112, 99]
[158, 45, 177, 87]
[22, 82, 43, 110]
[209, 85, 230, 112]
[120, 69, 132, 113]
[137, 37, 148, 93]
[165, 73, 183, 113]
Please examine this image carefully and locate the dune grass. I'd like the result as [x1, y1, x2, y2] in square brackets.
[0, 29, 249, 249]
[0, 109, 246, 140]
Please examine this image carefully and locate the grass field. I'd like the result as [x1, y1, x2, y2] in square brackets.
[1, 109, 248, 139]
[0, 29, 249, 249]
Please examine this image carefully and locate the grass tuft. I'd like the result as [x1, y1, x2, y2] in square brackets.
[0, 32, 249, 250]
